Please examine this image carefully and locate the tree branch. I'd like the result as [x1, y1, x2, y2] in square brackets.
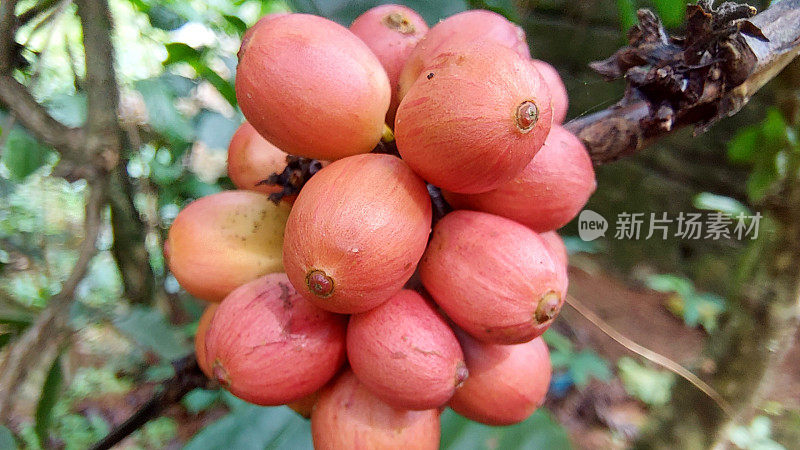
[88, 355, 212, 450]
[0, 180, 104, 421]
[18, 0, 62, 27]
[0, 0, 19, 73]
[565, 0, 800, 164]
[75, 0, 121, 171]
[107, 167, 155, 304]
[0, 75, 85, 159]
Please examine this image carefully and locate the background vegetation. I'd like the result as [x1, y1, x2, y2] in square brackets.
[0, 0, 797, 448]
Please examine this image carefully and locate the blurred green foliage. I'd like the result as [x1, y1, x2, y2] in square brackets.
[645, 273, 727, 331]
[617, 357, 675, 406]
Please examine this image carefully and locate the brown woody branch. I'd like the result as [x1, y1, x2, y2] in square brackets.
[0, 0, 19, 73]
[565, 0, 800, 164]
[0, 75, 85, 159]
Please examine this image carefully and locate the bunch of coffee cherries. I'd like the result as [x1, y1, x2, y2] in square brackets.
[166, 5, 595, 448]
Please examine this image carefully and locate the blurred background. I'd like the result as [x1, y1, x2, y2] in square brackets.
[0, 0, 798, 448]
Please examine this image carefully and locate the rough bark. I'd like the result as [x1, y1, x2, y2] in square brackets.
[565, 0, 800, 164]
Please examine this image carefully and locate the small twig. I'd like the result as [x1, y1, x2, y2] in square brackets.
[565, 294, 734, 418]
[89, 354, 212, 450]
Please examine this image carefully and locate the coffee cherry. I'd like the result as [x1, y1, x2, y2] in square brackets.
[449, 331, 551, 426]
[419, 211, 564, 344]
[236, 14, 390, 160]
[347, 289, 467, 410]
[239, 13, 288, 59]
[194, 303, 218, 378]
[395, 42, 552, 193]
[286, 390, 321, 419]
[205, 273, 347, 406]
[350, 4, 428, 124]
[227, 122, 289, 196]
[531, 59, 569, 123]
[444, 124, 595, 231]
[397, 9, 530, 103]
[311, 370, 440, 450]
[166, 190, 289, 302]
[283, 154, 431, 314]
[539, 231, 569, 294]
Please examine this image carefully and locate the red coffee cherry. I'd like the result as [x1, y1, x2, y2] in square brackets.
[311, 370, 441, 450]
[350, 4, 428, 125]
[444, 124, 596, 231]
[204, 273, 347, 406]
[450, 331, 552, 426]
[347, 289, 467, 410]
[236, 14, 390, 160]
[282, 154, 431, 314]
[419, 211, 564, 344]
[395, 42, 553, 194]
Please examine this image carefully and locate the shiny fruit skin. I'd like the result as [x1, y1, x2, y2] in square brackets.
[350, 4, 428, 125]
[419, 211, 564, 344]
[236, 13, 390, 160]
[205, 273, 347, 406]
[539, 231, 569, 294]
[311, 370, 440, 450]
[283, 153, 432, 314]
[531, 60, 569, 123]
[443, 124, 595, 231]
[347, 289, 467, 410]
[166, 190, 289, 302]
[397, 9, 529, 103]
[239, 13, 288, 59]
[194, 303, 218, 378]
[227, 122, 288, 195]
[449, 331, 551, 426]
[395, 43, 552, 194]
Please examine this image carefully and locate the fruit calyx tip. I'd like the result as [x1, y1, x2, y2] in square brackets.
[306, 269, 335, 298]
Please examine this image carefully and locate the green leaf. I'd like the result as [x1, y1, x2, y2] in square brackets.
[568, 350, 612, 387]
[728, 126, 759, 163]
[693, 192, 751, 217]
[223, 15, 248, 35]
[145, 4, 188, 31]
[46, 93, 87, 128]
[617, 357, 674, 406]
[1, 128, 54, 181]
[0, 425, 17, 450]
[163, 42, 203, 66]
[645, 274, 693, 297]
[161, 44, 237, 107]
[543, 329, 573, 354]
[440, 408, 571, 450]
[114, 306, 190, 360]
[135, 78, 194, 145]
[194, 65, 237, 107]
[182, 388, 221, 414]
[34, 355, 63, 446]
[562, 236, 600, 255]
[194, 110, 239, 150]
[184, 402, 310, 450]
